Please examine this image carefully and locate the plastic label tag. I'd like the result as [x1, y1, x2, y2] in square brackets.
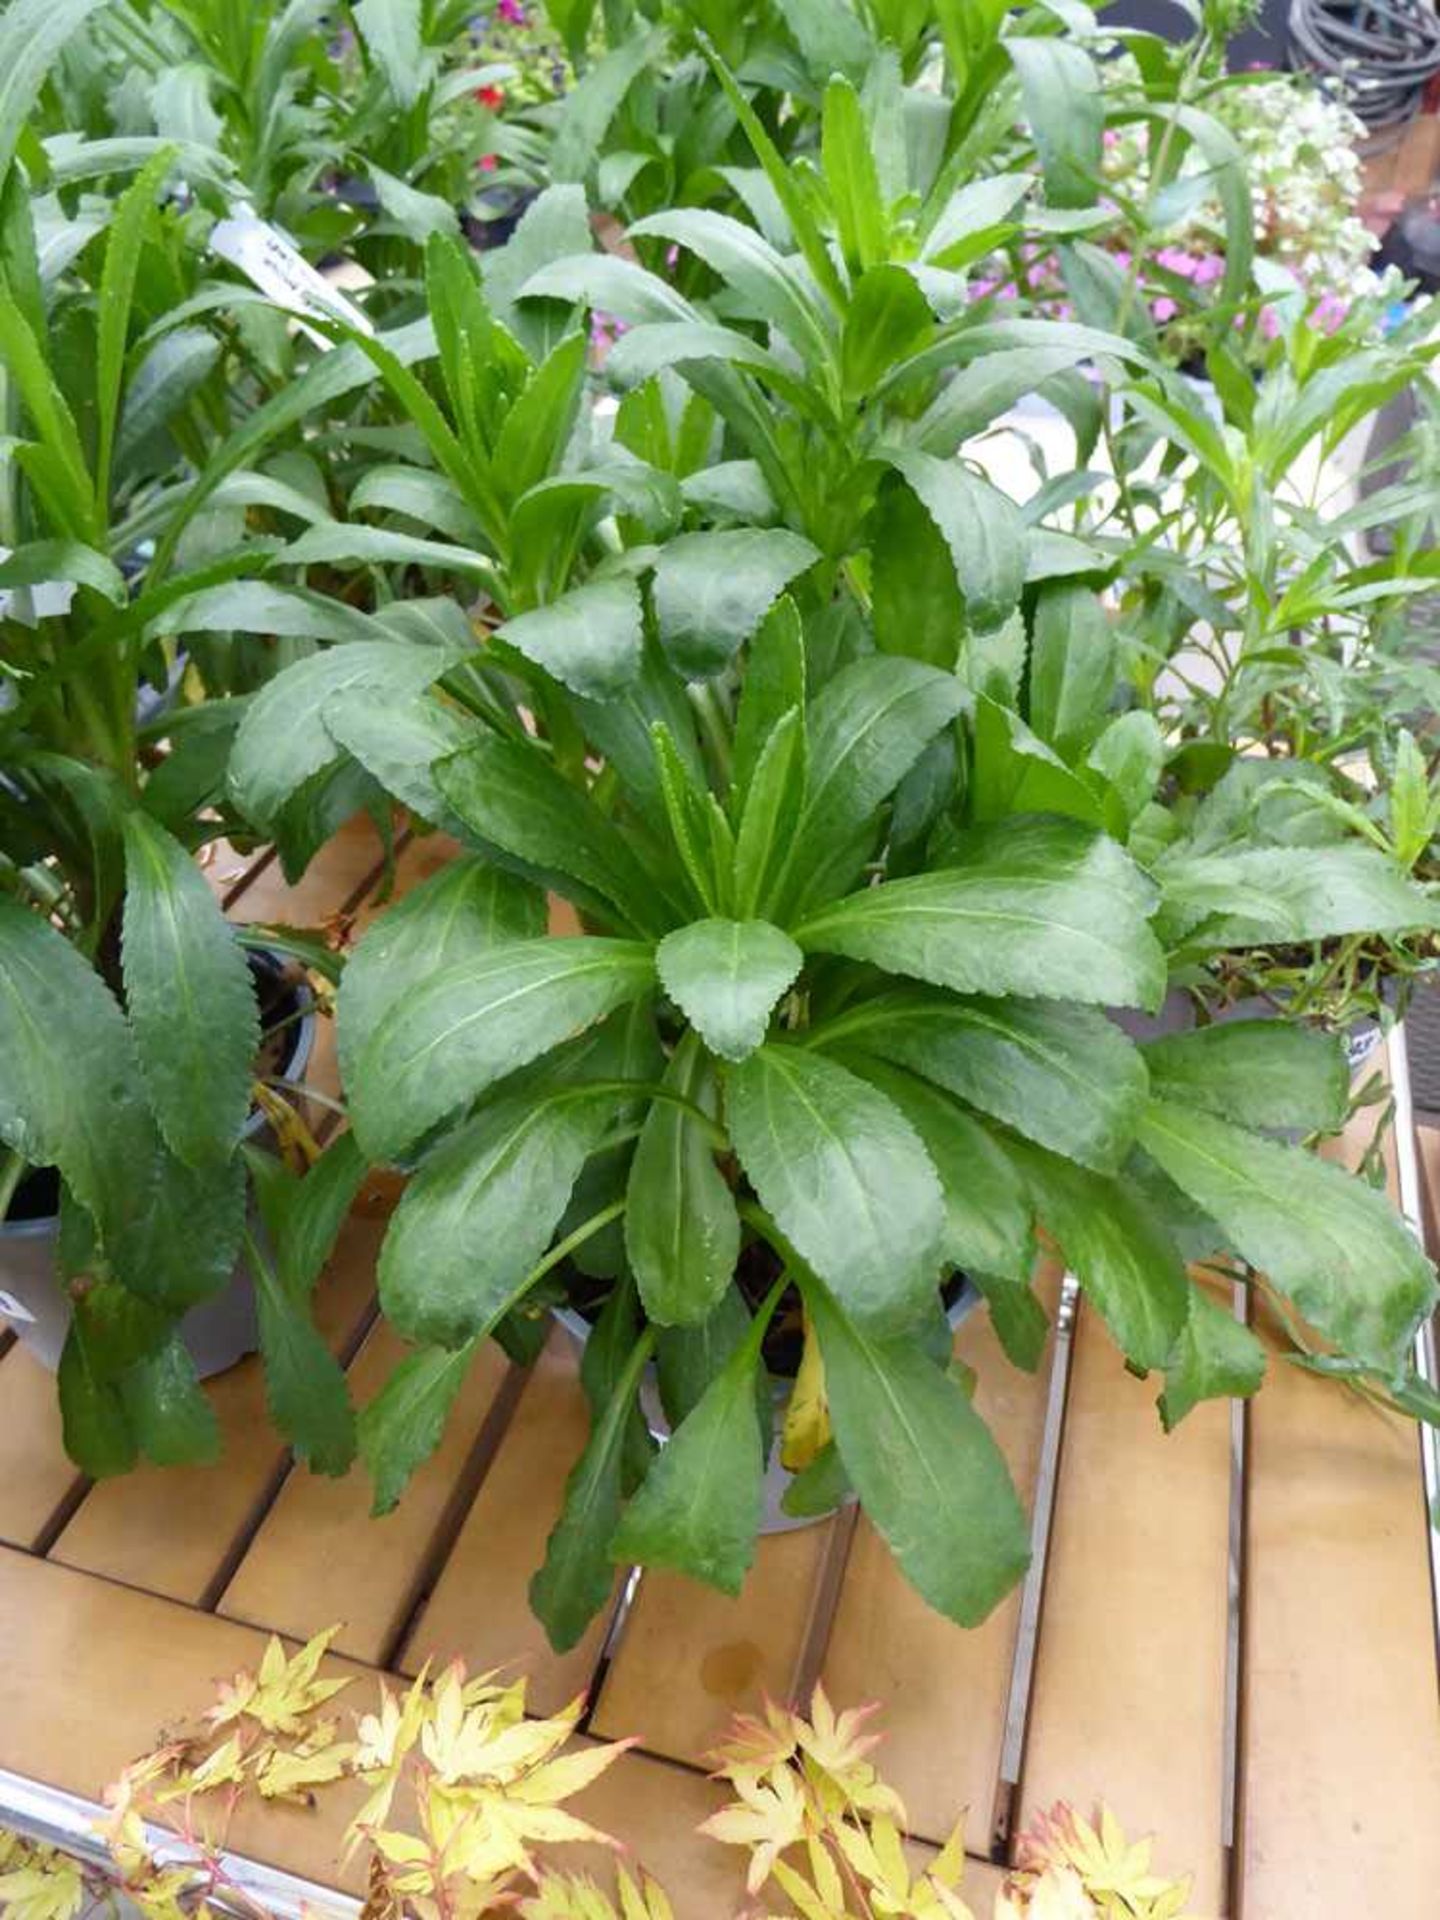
[210, 213, 375, 349]
[0, 1289, 38, 1326]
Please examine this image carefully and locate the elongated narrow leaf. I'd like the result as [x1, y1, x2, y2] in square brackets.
[805, 1276, 1030, 1627]
[153, 580, 380, 646]
[870, 479, 965, 669]
[822, 77, 887, 277]
[95, 147, 174, 512]
[651, 529, 819, 679]
[1007, 37, 1104, 209]
[885, 450, 1026, 635]
[0, 0, 110, 194]
[1156, 845, 1440, 950]
[379, 1086, 619, 1347]
[1159, 1286, 1266, 1431]
[531, 1333, 653, 1652]
[1027, 582, 1116, 752]
[272, 1133, 370, 1302]
[844, 1058, 1033, 1279]
[1142, 1021, 1349, 1135]
[732, 709, 807, 919]
[626, 1032, 739, 1327]
[1012, 1140, 1189, 1371]
[325, 687, 474, 828]
[253, 1257, 356, 1475]
[609, 1293, 771, 1594]
[0, 540, 125, 604]
[58, 1325, 137, 1478]
[350, 939, 655, 1163]
[826, 992, 1148, 1175]
[0, 896, 241, 1307]
[121, 812, 258, 1169]
[1137, 1100, 1438, 1368]
[495, 578, 644, 701]
[797, 817, 1165, 1012]
[337, 855, 546, 1090]
[785, 655, 966, 914]
[732, 595, 805, 806]
[435, 732, 667, 935]
[728, 1044, 944, 1333]
[229, 640, 461, 832]
[119, 1338, 221, 1468]
[630, 209, 831, 367]
[657, 919, 803, 1064]
[355, 0, 427, 106]
[361, 1339, 480, 1516]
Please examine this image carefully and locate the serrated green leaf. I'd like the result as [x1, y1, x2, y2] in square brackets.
[1013, 1140, 1189, 1372]
[1137, 1100, 1438, 1368]
[435, 732, 667, 935]
[625, 1032, 739, 1327]
[324, 687, 475, 829]
[379, 1085, 619, 1348]
[350, 938, 656, 1163]
[1007, 37, 1103, 210]
[229, 640, 462, 833]
[531, 1330, 653, 1652]
[496, 578, 644, 701]
[885, 450, 1026, 636]
[657, 918, 802, 1064]
[1159, 1286, 1265, 1430]
[843, 1058, 1033, 1279]
[651, 528, 819, 679]
[361, 1338, 480, 1515]
[337, 855, 546, 1092]
[121, 811, 259, 1169]
[823, 990, 1147, 1174]
[731, 595, 805, 806]
[1142, 1021, 1349, 1136]
[728, 1044, 944, 1332]
[822, 77, 887, 278]
[58, 1324, 137, 1478]
[1155, 845, 1440, 950]
[609, 1286, 776, 1594]
[797, 817, 1165, 1012]
[253, 1254, 356, 1476]
[804, 1274, 1030, 1627]
[118, 1337, 221, 1468]
[1027, 582, 1116, 752]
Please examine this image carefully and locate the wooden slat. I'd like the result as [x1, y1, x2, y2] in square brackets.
[399, 1328, 618, 1714]
[591, 1523, 838, 1763]
[1017, 1303, 1232, 1913]
[0, 1345, 84, 1549]
[217, 1316, 512, 1665]
[1237, 1042, 1440, 1916]
[818, 1270, 1064, 1849]
[47, 1215, 380, 1603]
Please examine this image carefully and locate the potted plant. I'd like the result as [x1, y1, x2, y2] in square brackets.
[206, 26, 1440, 1649]
[0, 142, 364, 1478]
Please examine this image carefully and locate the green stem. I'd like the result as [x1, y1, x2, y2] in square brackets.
[527, 1198, 628, 1293]
[0, 1148, 27, 1224]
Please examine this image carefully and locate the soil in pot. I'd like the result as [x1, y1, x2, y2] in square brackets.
[555, 1241, 976, 1534]
[0, 951, 316, 1376]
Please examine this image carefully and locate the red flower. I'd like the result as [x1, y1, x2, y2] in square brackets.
[475, 84, 505, 111]
[477, 153, 498, 173]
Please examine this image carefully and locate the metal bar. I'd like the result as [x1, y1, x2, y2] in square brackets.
[1221, 1280, 1250, 1872]
[992, 1270, 1081, 1856]
[1386, 1020, 1440, 1675]
[0, 1768, 357, 1920]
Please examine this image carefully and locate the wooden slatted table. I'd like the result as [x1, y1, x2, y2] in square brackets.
[2, 823, 1438, 1918]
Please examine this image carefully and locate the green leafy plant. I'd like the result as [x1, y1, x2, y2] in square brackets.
[0, 139, 366, 1477]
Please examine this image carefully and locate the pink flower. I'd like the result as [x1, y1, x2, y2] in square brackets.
[1103, 128, 1121, 148]
[1193, 255, 1226, 287]
[497, 0, 527, 20]
[1152, 296, 1179, 323]
[477, 153, 498, 172]
[1156, 247, 1201, 280]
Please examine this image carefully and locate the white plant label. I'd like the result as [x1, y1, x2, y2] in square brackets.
[0, 1289, 38, 1327]
[210, 213, 375, 349]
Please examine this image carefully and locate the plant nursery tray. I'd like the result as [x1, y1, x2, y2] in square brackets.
[1, 819, 1437, 1918]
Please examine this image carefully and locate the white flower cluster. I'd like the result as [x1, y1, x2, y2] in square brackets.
[1103, 68, 1394, 310]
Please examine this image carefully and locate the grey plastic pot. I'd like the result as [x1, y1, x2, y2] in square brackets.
[553, 1281, 979, 1536]
[0, 953, 315, 1378]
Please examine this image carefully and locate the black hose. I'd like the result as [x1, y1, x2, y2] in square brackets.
[1288, 0, 1440, 125]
